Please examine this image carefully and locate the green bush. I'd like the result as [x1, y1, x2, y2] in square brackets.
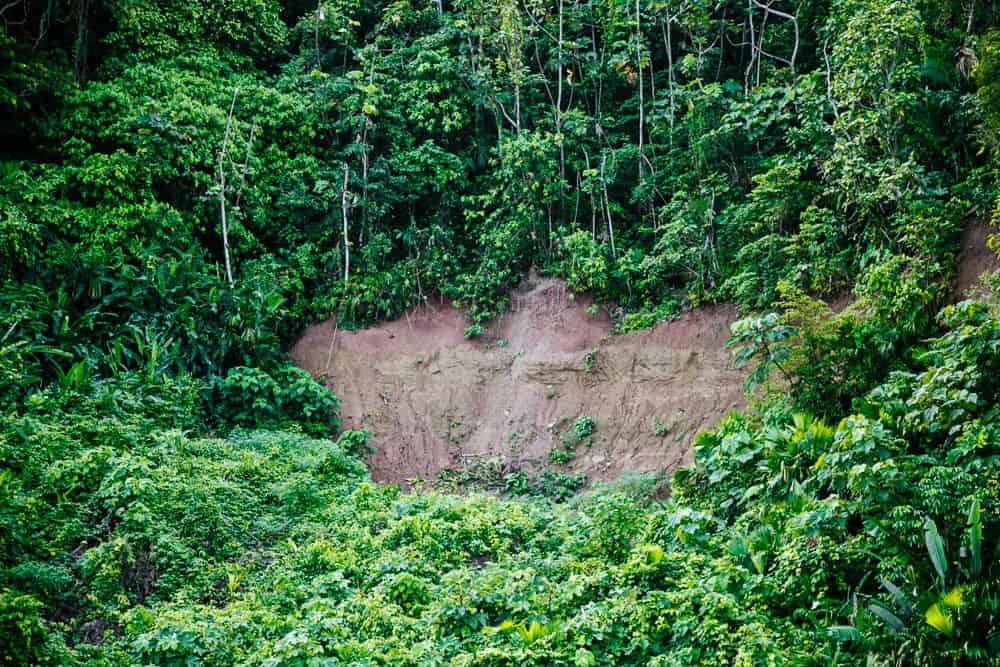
[210, 365, 340, 436]
[0, 589, 66, 665]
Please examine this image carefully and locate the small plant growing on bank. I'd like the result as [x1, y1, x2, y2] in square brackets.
[548, 447, 574, 465]
[337, 429, 373, 456]
[573, 416, 596, 438]
[536, 470, 587, 502]
[548, 416, 598, 465]
[652, 416, 672, 437]
[503, 469, 529, 495]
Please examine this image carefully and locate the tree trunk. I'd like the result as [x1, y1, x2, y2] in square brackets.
[600, 152, 616, 258]
[341, 162, 351, 283]
[744, 0, 756, 93]
[662, 17, 675, 146]
[556, 0, 566, 221]
[73, 0, 91, 83]
[635, 0, 644, 181]
[218, 89, 239, 288]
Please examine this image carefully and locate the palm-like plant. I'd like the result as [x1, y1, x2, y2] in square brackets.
[862, 500, 1000, 663]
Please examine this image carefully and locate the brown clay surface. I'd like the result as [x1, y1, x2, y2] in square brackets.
[953, 220, 999, 302]
[290, 277, 745, 484]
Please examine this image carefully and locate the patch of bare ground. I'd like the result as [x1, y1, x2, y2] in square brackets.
[290, 277, 746, 485]
[952, 219, 1000, 302]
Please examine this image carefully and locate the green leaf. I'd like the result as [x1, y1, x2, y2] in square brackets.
[924, 518, 947, 591]
[880, 579, 913, 618]
[827, 625, 861, 642]
[967, 499, 982, 578]
[940, 586, 965, 609]
[924, 603, 954, 636]
[868, 602, 905, 633]
[574, 648, 597, 667]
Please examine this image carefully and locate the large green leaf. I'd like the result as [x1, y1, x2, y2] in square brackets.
[924, 518, 948, 591]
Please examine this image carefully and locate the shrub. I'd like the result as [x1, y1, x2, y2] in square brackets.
[210, 365, 340, 436]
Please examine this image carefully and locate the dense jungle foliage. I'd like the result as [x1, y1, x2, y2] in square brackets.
[3, 0, 1000, 664]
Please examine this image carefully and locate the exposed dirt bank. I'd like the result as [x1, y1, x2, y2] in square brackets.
[291, 278, 745, 484]
[953, 220, 999, 301]
[289, 220, 999, 486]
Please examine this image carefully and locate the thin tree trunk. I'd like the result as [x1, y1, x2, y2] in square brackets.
[751, 0, 799, 74]
[556, 0, 564, 120]
[360, 128, 369, 242]
[823, 36, 839, 119]
[73, 0, 90, 83]
[756, 8, 768, 86]
[584, 148, 596, 238]
[744, 0, 756, 93]
[314, 1, 322, 71]
[360, 60, 375, 245]
[341, 162, 351, 283]
[218, 161, 233, 288]
[234, 122, 257, 210]
[547, 202, 553, 258]
[573, 169, 581, 228]
[218, 89, 238, 288]
[514, 83, 521, 134]
[589, 0, 604, 137]
[556, 0, 566, 223]
[556, 0, 566, 218]
[600, 152, 616, 258]
[662, 18, 675, 146]
[635, 0, 644, 181]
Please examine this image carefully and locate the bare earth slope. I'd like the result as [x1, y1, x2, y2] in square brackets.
[953, 220, 1000, 301]
[292, 221, 997, 485]
[291, 278, 745, 484]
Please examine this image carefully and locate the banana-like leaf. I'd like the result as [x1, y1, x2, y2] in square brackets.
[967, 499, 982, 579]
[924, 518, 947, 591]
[868, 601, 905, 632]
[828, 625, 861, 642]
[880, 579, 914, 618]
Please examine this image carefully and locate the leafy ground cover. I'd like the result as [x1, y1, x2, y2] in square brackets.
[2, 297, 999, 665]
[3, 0, 1000, 664]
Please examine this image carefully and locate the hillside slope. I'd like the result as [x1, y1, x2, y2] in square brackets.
[292, 278, 744, 483]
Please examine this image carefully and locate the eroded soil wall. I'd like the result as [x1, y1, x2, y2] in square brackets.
[291, 279, 746, 484]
